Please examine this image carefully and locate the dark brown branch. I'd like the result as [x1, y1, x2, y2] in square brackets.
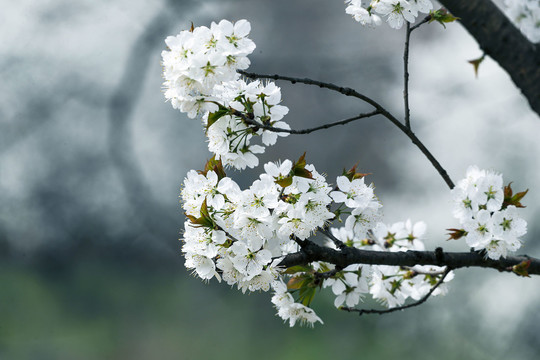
[437, 0, 540, 117]
[314, 268, 341, 280]
[341, 268, 452, 315]
[239, 70, 385, 109]
[231, 109, 380, 134]
[277, 240, 540, 276]
[403, 21, 412, 129]
[320, 229, 347, 250]
[237, 71, 455, 189]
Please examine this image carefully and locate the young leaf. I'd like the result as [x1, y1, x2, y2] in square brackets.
[512, 260, 531, 277]
[291, 152, 313, 179]
[275, 176, 293, 188]
[429, 9, 460, 29]
[446, 228, 467, 240]
[299, 286, 317, 307]
[503, 182, 528, 208]
[201, 156, 227, 180]
[206, 105, 231, 131]
[342, 164, 370, 181]
[284, 265, 313, 275]
[468, 54, 485, 78]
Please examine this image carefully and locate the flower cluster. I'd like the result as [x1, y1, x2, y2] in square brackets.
[504, 0, 540, 43]
[450, 166, 528, 260]
[205, 79, 290, 169]
[331, 175, 383, 238]
[162, 20, 291, 169]
[345, 0, 433, 29]
[271, 279, 323, 327]
[180, 152, 462, 325]
[172, 17, 533, 328]
[181, 156, 334, 324]
[162, 19, 255, 116]
[325, 219, 452, 308]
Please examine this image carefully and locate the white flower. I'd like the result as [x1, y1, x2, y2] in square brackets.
[463, 209, 494, 248]
[394, 219, 426, 251]
[345, 200, 382, 239]
[345, 0, 383, 27]
[374, 0, 418, 29]
[475, 172, 504, 211]
[271, 280, 323, 327]
[370, 265, 407, 307]
[229, 241, 272, 280]
[451, 186, 479, 224]
[491, 206, 527, 240]
[331, 176, 375, 209]
[325, 264, 370, 308]
[409, 0, 433, 14]
[264, 159, 293, 180]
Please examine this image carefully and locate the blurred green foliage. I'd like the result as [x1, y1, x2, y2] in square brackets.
[0, 256, 517, 360]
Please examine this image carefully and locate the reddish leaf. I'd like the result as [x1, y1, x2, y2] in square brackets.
[446, 228, 467, 240]
[503, 182, 528, 208]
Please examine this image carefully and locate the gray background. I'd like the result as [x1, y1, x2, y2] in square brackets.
[1, 0, 539, 358]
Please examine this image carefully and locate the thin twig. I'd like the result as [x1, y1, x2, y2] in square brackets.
[410, 14, 432, 32]
[401, 266, 448, 276]
[403, 21, 412, 129]
[314, 268, 341, 280]
[320, 229, 347, 250]
[238, 71, 455, 189]
[341, 267, 451, 316]
[231, 109, 380, 134]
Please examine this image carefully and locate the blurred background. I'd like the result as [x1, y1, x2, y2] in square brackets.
[1, 0, 539, 358]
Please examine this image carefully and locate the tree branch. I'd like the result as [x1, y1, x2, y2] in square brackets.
[277, 241, 540, 276]
[237, 71, 455, 189]
[231, 109, 380, 134]
[403, 21, 412, 129]
[410, 14, 432, 32]
[437, 0, 540, 117]
[341, 267, 452, 315]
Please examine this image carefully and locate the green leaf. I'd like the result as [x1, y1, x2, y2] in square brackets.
[468, 54, 485, 78]
[201, 155, 227, 180]
[284, 265, 313, 275]
[185, 199, 215, 228]
[429, 9, 460, 29]
[291, 152, 313, 179]
[275, 176, 293, 188]
[299, 286, 317, 307]
[512, 260, 531, 277]
[206, 105, 230, 131]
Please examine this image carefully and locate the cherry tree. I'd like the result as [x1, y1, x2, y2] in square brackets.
[163, 1, 540, 326]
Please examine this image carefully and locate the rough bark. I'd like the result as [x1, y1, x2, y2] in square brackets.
[438, 0, 540, 116]
[279, 240, 540, 276]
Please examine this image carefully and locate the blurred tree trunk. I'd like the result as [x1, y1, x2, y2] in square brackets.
[438, 0, 540, 116]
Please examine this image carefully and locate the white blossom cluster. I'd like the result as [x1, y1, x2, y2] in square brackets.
[271, 279, 324, 327]
[504, 0, 540, 43]
[170, 16, 534, 328]
[181, 158, 334, 325]
[204, 79, 290, 169]
[162, 20, 291, 170]
[344, 0, 433, 29]
[326, 219, 453, 308]
[451, 166, 527, 260]
[181, 158, 458, 325]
